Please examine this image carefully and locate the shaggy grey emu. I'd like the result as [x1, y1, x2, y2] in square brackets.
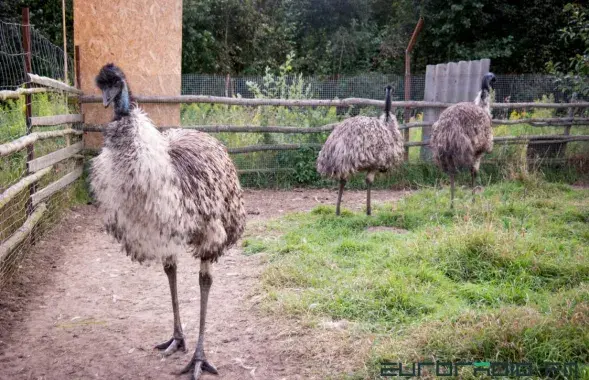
[90, 63, 245, 380]
[317, 85, 404, 215]
[429, 72, 496, 208]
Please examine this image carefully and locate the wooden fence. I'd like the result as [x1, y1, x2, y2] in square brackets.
[80, 95, 589, 161]
[0, 73, 83, 284]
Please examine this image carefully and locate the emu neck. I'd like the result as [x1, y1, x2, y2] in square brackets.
[384, 91, 391, 122]
[474, 89, 492, 116]
[113, 83, 134, 120]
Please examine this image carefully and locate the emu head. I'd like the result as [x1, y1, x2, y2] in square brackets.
[96, 63, 132, 118]
[475, 72, 497, 114]
[481, 72, 496, 92]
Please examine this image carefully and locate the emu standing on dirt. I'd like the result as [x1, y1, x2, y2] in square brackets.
[90, 63, 245, 380]
[429, 72, 496, 208]
[317, 86, 404, 215]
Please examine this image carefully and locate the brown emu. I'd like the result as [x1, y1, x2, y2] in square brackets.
[429, 72, 496, 208]
[317, 86, 404, 215]
[90, 63, 245, 380]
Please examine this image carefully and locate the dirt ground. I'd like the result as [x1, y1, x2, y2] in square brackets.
[0, 188, 407, 380]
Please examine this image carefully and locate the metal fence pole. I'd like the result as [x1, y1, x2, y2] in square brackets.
[62, 0, 68, 84]
[404, 17, 424, 161]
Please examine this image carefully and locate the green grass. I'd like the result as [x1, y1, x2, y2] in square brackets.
[243, 179, 589, 378]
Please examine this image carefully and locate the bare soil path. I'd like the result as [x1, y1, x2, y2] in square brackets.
[0, 188, 407, 380]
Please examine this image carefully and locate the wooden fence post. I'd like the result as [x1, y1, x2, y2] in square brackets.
[564, 93, 577, 137]
[561, 93, 576, 157]
[21, 7, 40, 248]
[74, 46, 82, 118]
[225, 74, 230, 98]
[22, 8, 35, 219]
[75, 45, 81, 90]
[69, 45, 82, 147]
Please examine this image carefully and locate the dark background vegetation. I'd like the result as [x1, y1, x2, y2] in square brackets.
[1, 0, 587, 79]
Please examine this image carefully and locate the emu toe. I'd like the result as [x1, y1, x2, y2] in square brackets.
[155, 337, 186, 356]
[176, 353, 218, 380]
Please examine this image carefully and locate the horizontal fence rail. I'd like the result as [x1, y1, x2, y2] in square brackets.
[0, 129, 83, 157]
[0, 167, 52, 209]
[0, 203, 47, 262]
[0, 87, 52, 100]
[79, 94, 589, 109]
[229, 143, 323, 154]
[404, 135, 589, 147]
[83, 124, 339, 134]
[27, 142, 83, 173]
[27, 73, 82, 95]
[403, 118, 589, 129]
[83, 117, 589, 135]
[31, 114, 84, 126]
[83, 135, 589, 156]
[31, 167, 83, 207]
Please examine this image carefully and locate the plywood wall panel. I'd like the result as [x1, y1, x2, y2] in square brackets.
[74, 0, 182, 148]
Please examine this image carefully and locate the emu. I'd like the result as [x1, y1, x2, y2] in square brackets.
[317, 85, 404, 215]
[429, 72, 496, 208]
[90, 63, 245, 380]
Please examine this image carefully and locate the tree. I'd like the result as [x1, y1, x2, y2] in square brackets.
[182, 0, 295, 74]
[547, 3, 589, 98]
[413, 0, 572, 73]
[2, 0, 583, 76]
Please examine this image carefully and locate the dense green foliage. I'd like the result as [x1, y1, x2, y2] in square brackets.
[183, 0, 588, 75]
[244, 180, 589, 377]
[547, 3, 589, 97]
[2, 1, 587, 76]
[1, 0, 74, 57]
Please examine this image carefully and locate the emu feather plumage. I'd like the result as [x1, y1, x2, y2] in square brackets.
[316, 85, 404, 215]
[429, 72, 496, 208]
[89, 63, 245, 379]
[90, 108, 244, 264]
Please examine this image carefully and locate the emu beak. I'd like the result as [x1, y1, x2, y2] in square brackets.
[102, 88, 117, 108]
[102, 92, 110, 107]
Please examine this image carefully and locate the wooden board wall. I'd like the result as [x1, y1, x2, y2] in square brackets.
[74, 0, 183, 148]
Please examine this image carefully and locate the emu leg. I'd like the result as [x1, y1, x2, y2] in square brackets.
[450, 173, 455, 209]
[178, 260, 218, 380]
[366, 172, 375, 216]
[336, 179, 346, 216]
[366, 182, 372, 216]
[471, 167, 477, 203]
[156, 262, 186, 355]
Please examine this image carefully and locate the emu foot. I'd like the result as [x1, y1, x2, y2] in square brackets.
[177, 353, 218, 380]
[155, 337, 186, 356]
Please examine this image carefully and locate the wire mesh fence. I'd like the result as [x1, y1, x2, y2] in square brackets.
[0, 20, 74, 91]
[0, 18, 82, 287]
[178, 72, 589, 185]
[181, 73, 583, 104]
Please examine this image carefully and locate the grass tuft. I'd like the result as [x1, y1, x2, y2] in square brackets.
[245, 179, 589, 378]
